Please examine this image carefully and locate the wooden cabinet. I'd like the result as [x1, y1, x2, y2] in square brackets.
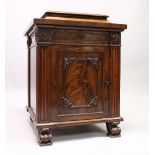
[25, 11, 127, 146]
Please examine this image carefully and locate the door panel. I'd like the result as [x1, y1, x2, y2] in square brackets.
[61, 52, 100, 113]
[64, 57, 98, 108]
[55, 46, 109, 121]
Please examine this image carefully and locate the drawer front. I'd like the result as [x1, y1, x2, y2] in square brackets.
[54, 46, 109, 121]
[54, 29, 109, 44]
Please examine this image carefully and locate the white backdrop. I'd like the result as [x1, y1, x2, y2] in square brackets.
[6, 0, 148, 155]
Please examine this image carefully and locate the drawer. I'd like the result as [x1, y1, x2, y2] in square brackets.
[54, 29, 109, 44]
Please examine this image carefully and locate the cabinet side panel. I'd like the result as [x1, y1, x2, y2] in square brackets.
[110, 47, 120, 117]
[30, 46, 37, 114]
[37, 46, 51, 123]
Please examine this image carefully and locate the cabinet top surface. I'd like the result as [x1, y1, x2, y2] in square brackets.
[42, 11, 109, 20]
[25, 11, 127, 36]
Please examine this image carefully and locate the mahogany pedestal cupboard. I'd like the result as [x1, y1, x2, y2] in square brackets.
[25, 11, 127, 146]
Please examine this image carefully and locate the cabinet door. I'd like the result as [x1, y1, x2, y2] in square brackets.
[55, 46, 109, 121]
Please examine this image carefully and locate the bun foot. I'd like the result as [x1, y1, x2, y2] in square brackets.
[106, 122, 121, 137]
[38, 128, 53, 146]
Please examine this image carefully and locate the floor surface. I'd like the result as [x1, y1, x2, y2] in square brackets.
[6, 89, 148, 155]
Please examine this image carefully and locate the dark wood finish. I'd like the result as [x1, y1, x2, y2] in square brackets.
[110, 47, 121, 117]
[106, 122, 121, 137]
[38, 128, 53, 146]
[25, 11, 127, 146]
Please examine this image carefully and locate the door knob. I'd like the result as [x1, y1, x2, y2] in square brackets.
[105, 80, 110, 86]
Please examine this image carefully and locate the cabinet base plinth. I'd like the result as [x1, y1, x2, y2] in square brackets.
[26, 106, 123, 146]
